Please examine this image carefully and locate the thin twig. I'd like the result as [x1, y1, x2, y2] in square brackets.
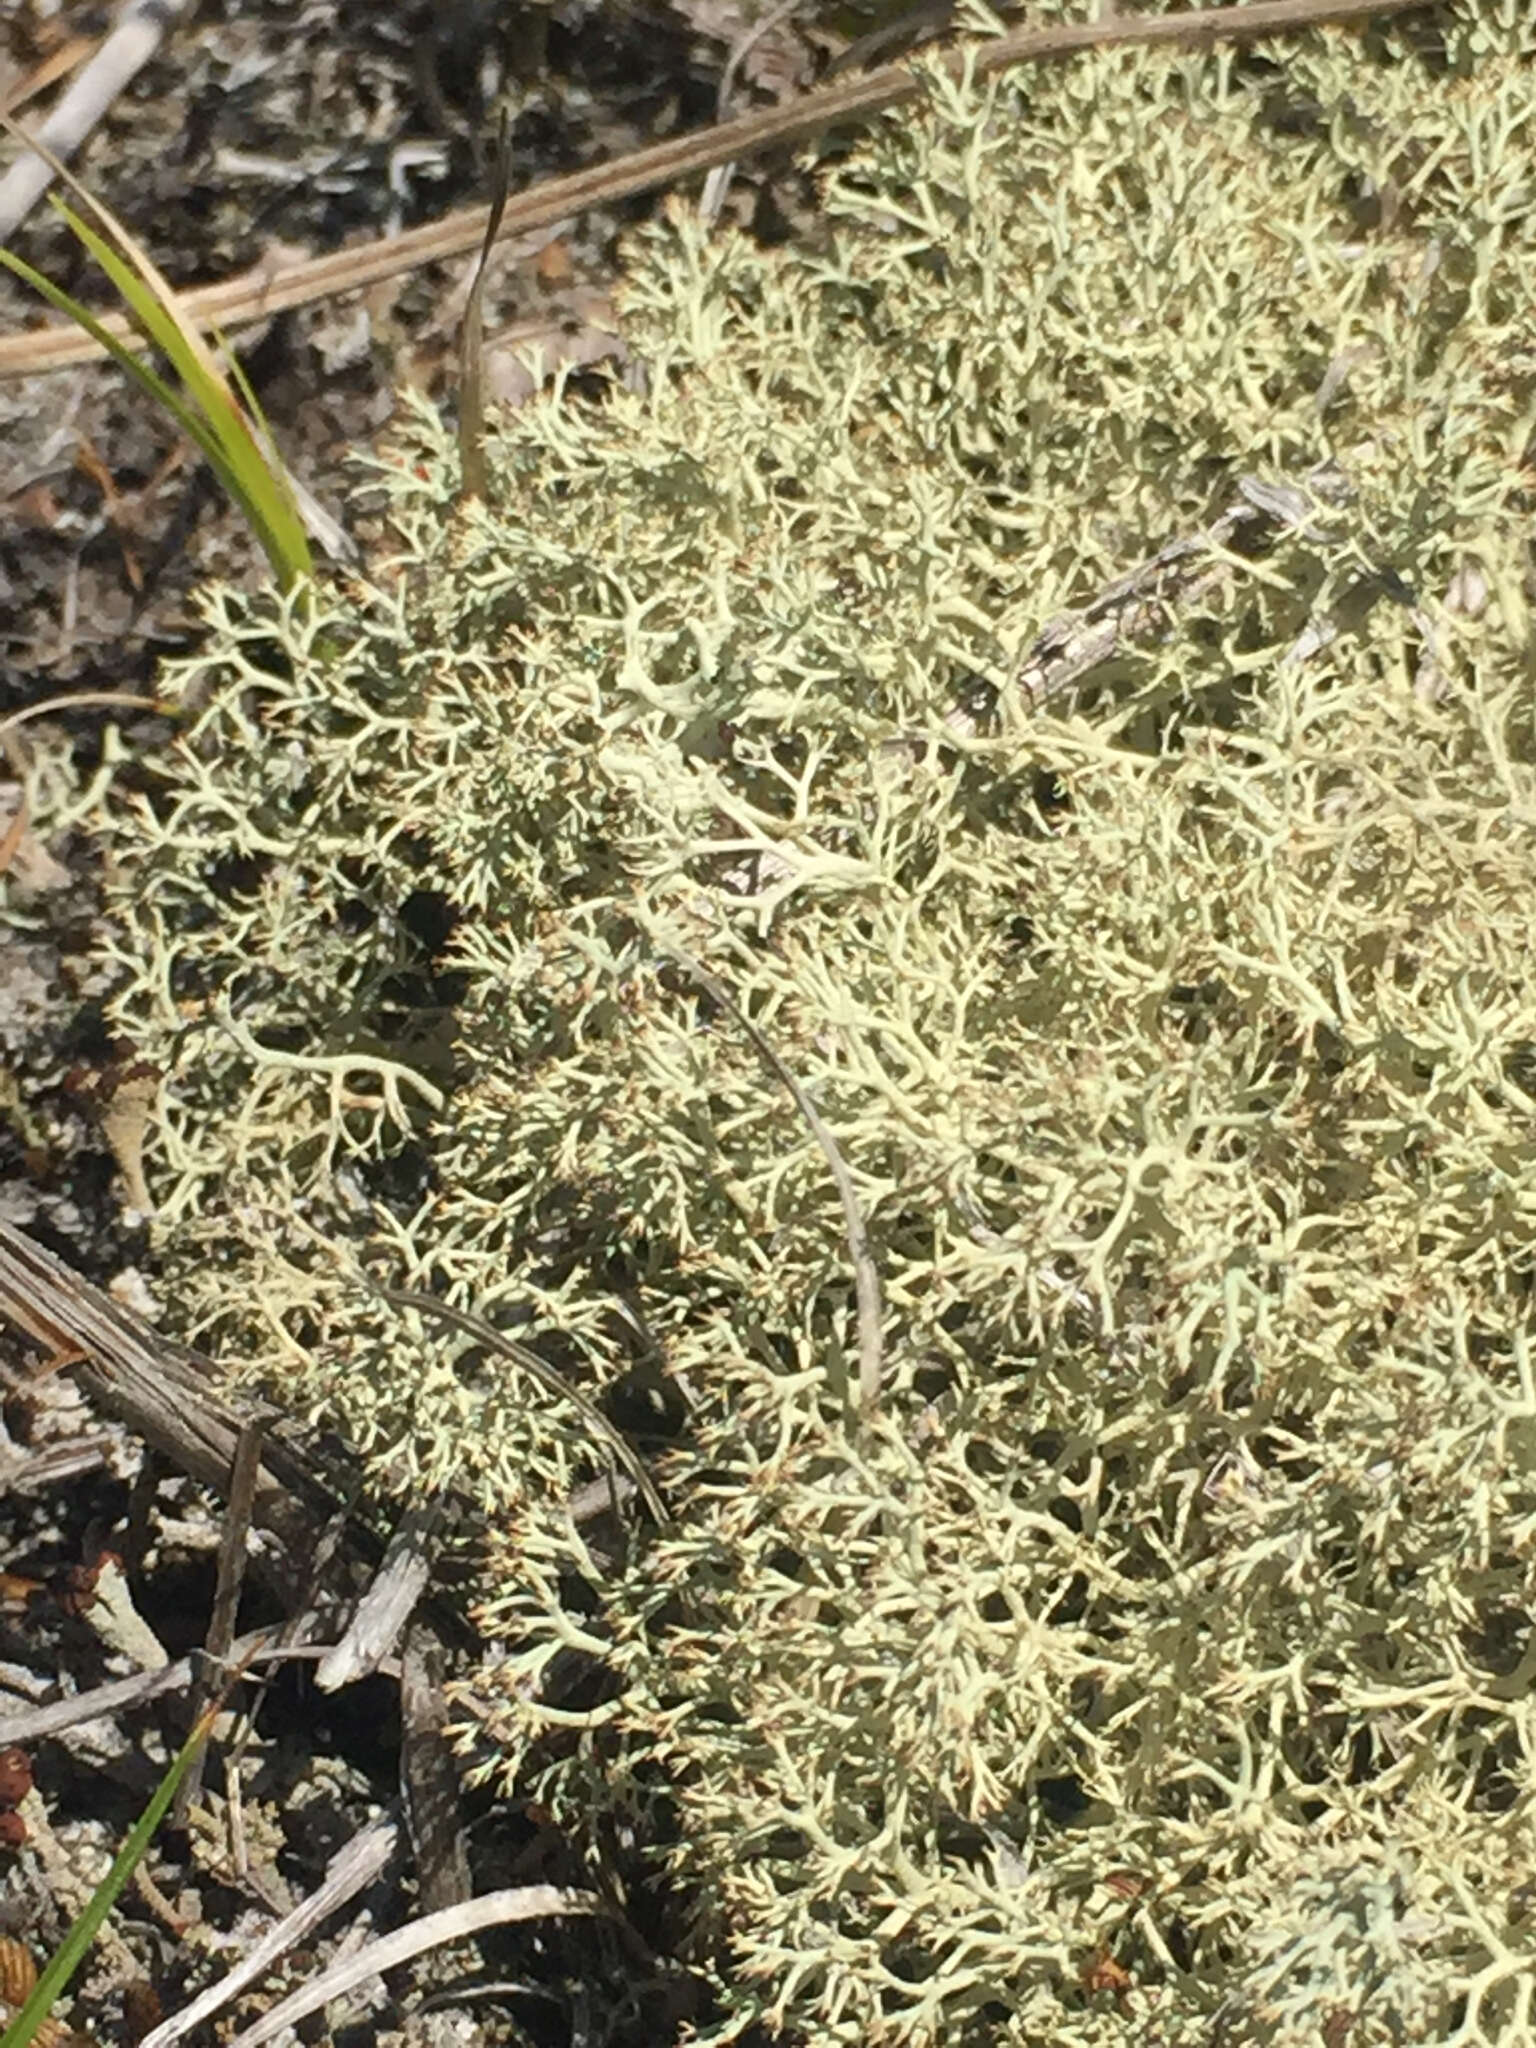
[0, 1632, 334, 1748]
[0, 0, 1432, 379]
[173, 1420, 263, 1826]
[665, 947, 885, 1415]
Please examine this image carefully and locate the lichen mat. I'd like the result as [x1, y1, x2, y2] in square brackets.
[18, 6, 1536, 2042]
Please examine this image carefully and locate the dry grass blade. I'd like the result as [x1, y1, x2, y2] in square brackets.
[457, 110, 512, 504]
[0, 33, 100, 121]
[377, 1286, 670, 1525]
[665, 947, 885, 1415]
[222, 1887, 611, 2048]
[136, 1817, 400, 2048]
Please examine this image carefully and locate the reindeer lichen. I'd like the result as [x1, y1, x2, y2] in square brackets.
[71, 2, 1536, 2038]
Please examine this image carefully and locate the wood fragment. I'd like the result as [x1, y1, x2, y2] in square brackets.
[400, 1630, 472, 1914]
[315, 1494, 443, 1693]
[1013, 464, 1354, 712]
[0, 1216, 336, 1569]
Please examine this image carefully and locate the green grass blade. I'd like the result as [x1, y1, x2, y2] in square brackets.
[0, 211, 312, 591]
[0, 108, 315, 588]
[56, 207, 206, 387]
[220, 327, 288, 469]
[46, 206, 312, 584]
[0, 1704, 220, 2048]
[216, 325, 326, 566]
[0, 245, 218, 457]
[66, 211, 280, 486]
[0, 242, 306, 587]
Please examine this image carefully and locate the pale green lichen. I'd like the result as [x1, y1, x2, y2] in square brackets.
[59, 1, 1536, 2038]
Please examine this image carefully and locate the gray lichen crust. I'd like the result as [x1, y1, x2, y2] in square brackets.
[80, 5, 1536, 2040]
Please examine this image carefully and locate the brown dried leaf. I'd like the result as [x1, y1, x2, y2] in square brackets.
[96, 1059, 158, 1217]
[0, 1747, 33, 1805]
[482, 294, 629, 408]
[668, 0, 812, 101]
[0, 790, 71, 893]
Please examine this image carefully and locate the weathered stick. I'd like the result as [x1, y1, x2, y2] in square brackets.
[0, 1215, 326, 1560]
